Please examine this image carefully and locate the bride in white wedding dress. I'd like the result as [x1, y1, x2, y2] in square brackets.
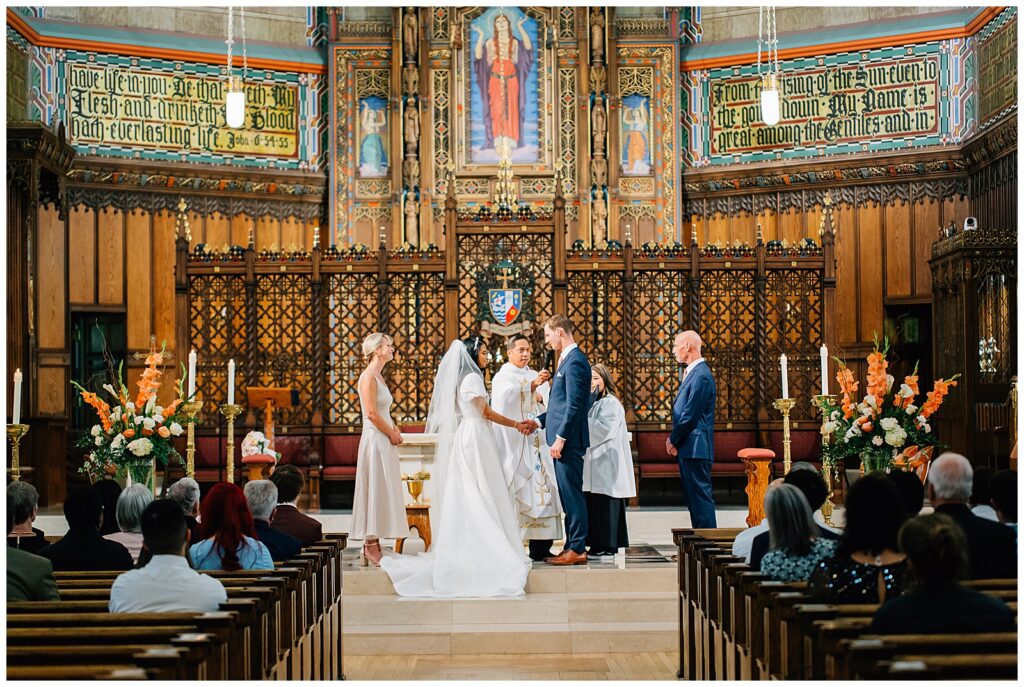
[380, 337, 536, 597]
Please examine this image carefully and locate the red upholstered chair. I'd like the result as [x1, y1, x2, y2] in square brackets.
[712, 431, 758, 477]
[768, 429, 822, 475]
[192, 436, 224, 483]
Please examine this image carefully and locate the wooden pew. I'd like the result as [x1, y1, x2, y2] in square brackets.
[842, 633, 1018, 680]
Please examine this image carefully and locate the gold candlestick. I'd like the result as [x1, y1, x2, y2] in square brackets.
[7, 424, 29, 481]
[182, 401, 203, 478]
[812, 394, 839, 526]
[219, 403, 243, 483]
[772, 398, 796, 475]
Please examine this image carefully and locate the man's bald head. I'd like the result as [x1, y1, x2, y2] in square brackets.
[673, 330, 703, 364]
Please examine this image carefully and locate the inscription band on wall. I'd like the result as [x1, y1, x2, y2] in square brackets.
[66, 63, 299, 157]
[710, 56, 939, 156]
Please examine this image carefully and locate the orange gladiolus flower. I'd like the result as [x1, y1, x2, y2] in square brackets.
[80, 390, 113, 432]
[866, 350, 888, 401]
[920, 378, 959, 419]
[123, 428, 136, 439]
[836, 367, 859, 420]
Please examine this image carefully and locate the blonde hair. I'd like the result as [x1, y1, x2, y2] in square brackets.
[362, 333, 393, 362]
[543, 313, 573, 335]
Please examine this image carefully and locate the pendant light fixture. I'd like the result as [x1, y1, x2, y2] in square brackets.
[757, 5, 781, 126]
[225, 6, 248, 129]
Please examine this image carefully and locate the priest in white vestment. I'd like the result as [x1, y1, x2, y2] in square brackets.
[491, 334, 564, 562]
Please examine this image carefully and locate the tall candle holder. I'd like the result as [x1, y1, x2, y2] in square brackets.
[772, 398, 796, 475]
[219, 403, 243, 483]
[812, 394, 839, 526]
[6, 424, 29, 481]
[182, 401, 203, 478]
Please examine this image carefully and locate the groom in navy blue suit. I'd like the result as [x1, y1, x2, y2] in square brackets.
[536, 314, 593, 565]
[667, 331, 718, 528]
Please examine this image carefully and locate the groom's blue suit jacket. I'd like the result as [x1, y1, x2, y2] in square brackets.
[670, 361, 717, 460]
[539, 347, 592, 450]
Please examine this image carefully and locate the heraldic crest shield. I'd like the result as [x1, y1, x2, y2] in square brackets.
[476, 259, 535, 337]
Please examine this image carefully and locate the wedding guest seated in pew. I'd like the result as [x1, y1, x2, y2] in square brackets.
[888, 469, 925, 516]
[7, 481, 48, 553]
[970, 466, 998, 521]
[244, 479, 302, 562]
[95, 479, 124, 536]
[810, 473, 909, 603]
[110, 500, 227, 613]
[190, 482, 274, 571]
[749, 466, 840, 570]
[103, 483, 153, 564]
[7, 500, 59, 602]
[269, 465, 323, 546]
[732, 478, 783, 562]
[38, 485, 134, 572]
[989, 470, 1016, 539]
[869, 513, 1015, 634]
[759, 484, 838, 582]
[928, 453, 1017, 579]
[167, 477, 202, 544]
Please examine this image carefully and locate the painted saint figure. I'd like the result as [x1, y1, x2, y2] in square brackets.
[621, 98, 650, 175]
[472, 13, 535, 154]
[358, 100, 388, 178]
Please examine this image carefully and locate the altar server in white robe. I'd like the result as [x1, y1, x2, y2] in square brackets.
[584, 363, 635, 558]
[491, 334, 564, 562]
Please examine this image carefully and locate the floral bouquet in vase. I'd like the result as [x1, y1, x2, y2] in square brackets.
[74, 343, 190, 487]
[819, 337, 959, 475]
[241, 431, 280, 461]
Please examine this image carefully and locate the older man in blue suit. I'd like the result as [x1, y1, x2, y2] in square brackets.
[667, 331, 718, 527]
[537, 314, 593, 565]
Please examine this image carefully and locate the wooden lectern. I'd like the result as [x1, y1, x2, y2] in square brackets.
[244, 387, 293, 480]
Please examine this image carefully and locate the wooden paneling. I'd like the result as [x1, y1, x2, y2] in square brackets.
[230, 213, 250, 247]
[36, 205, 65, 349]
[151, 210, 176, 352]
[914, 201, 941, 297]
[884, 203, 912, 298]
[857, 203, 884, 341]
[35, 366, 65, 415]
[834, 203, 858, 344]
[779, 209, 803, 245]
[68, 206, 95, 304]
[256, 216, 279, 250]
[203, 211, 228, 251]
[125, 211, 153, 351]
[282, 216, 302, 251]
[97, 209, 124, 305]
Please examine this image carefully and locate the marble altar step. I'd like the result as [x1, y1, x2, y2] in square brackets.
[343, 564, 677, 656]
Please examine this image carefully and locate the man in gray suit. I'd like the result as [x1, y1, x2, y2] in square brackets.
[7, 500, 59, 602]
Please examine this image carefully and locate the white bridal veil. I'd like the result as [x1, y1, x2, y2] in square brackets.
[425, 339, 480, 522]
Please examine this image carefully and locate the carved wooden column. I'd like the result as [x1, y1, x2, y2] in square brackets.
[6, 122, 74, 505]
[819, 194, 838, 386]
[587, 7, 609, 247]
[443, 175, 459, 343]
[400, 7, 423, 248]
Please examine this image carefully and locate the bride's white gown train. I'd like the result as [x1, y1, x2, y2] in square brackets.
[380, 373, 531, 597]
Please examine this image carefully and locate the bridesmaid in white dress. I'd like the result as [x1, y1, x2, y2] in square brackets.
[381, 337, 536, 597]
[351, 333, 410, 566]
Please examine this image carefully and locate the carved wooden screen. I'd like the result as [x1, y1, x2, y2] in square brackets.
[764, 266, 824, 421]
[456, 230, 555, 358]
[384, 270, 447, 423]
[699, 268, 758, 423]
[254, 273, 315, 426]
[188, 273, 247, 424]
[631, 267, 691, 423]
[567, 267, 626, 389]
[323, 271, 379, 427]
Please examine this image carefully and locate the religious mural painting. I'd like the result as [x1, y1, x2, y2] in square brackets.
[357, 95, 388, 177]
[468, 6, 540, 163]
[620, 94, 652, 175]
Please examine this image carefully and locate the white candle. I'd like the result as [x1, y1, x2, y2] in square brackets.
[12, 369, 22, 425]
[780, 354, 789, 399]
[227, 359, 236, 405]
[187, 349, 197, 399]
[820, 345, 829, 396]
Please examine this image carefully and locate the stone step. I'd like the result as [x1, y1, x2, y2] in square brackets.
[343, 564, 675, 596]
[344, 591, 676, 626]
[344, 621, 677, 655]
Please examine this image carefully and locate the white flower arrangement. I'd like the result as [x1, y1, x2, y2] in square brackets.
[242, 431, 278, 458]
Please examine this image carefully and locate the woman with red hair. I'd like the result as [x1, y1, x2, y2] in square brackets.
[189, 482, 273, 570]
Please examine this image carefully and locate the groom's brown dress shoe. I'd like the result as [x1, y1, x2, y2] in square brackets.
[546, 549, 588, 566]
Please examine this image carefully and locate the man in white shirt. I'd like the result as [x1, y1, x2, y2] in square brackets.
[109, 500, 227, 613]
